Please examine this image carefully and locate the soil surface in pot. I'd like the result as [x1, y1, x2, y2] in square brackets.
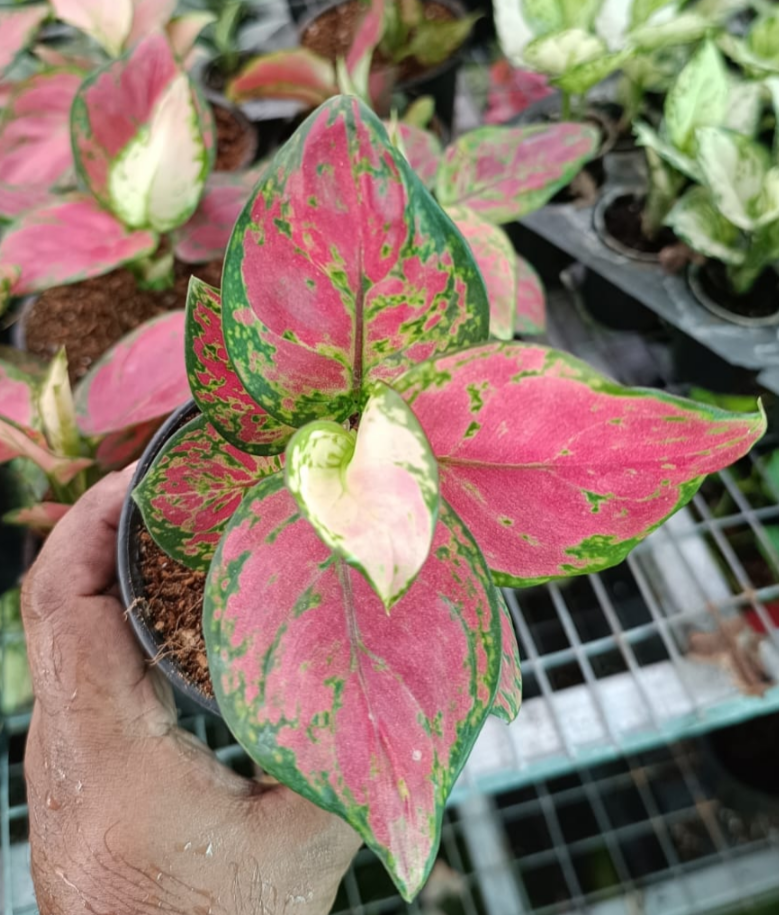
[699, 261, 779, 321]
[25, 260, 222, 384]
[212, 103, 256, 171]
[604, 193, 676, 254]
[301, 0, 456, 83]
[709, 713, 779, 796]
[139, 528, 212, 698]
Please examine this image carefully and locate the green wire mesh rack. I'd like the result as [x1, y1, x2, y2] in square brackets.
[3, 289, 779, 913]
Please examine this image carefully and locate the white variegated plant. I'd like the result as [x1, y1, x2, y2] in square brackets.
[492, 0, 716, 118]
[719, 8, 779, 78]
[665, 126, 779, 294]
[634, 41, 764, 237]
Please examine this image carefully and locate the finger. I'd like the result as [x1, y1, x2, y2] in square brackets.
[21, 467, 152, 704]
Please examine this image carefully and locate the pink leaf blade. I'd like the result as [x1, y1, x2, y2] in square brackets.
[0, 415, 92, 483]
[0, 352, 41, 430]
[285, 382, 440, 608]
[125, 0, 178, 48]
[445, 205, 518, 340]
[395, 122, 441, 190]
[223, 96, 490, 427]
[95, 418, 162, 470]
[50, 0, 133, 57]
[0, 5, 49, 76]
[515, 255, 546, 335]
[71, 33, 210, 232]
[395, 343, 767, 586]
[3, 501, 70, 532]
[133, 413, 283, 571]
[173, 170, 265, 264]
[0, 71, 82, 220]
[185, 277, 295, 456]
[485, 62, 553, 126]
[490, 591, 522, 723]
[166, 12, 216, 63]
[74, 311, 190, 437]
[346, 0, 385, 96]
[0, 196, 158, 297]
[435, 123, 600, 224]
[227, 50, 337, 106]
[204, 476, 501, 900]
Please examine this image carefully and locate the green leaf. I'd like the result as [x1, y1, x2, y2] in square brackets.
[665, 186, 743, 264]
[628, 12, 710, 51]
[522, 0, 565, 34]
[284, 382, 439, 609]
[0, 588, 33, 716]
[748, 12, 779, 68]
[402, 95, 435, 128]
[634, 121, 701, 180]
[696, 127, 777, 231]
[664, 41, 729, 154]
[404, 13, 480, 67]
[37, 349, 81, 459]
[524, 29, 606, 77]
[724, 80, 763, 137]
[554, 48, 631, 95]
[559, 0, 603, 30]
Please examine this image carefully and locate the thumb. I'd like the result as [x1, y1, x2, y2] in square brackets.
[22, 466, 148, 701]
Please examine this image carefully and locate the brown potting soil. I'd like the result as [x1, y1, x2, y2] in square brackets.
[699, 260, 779, 320]
[301, 0, 456, 83]
[212, 102, 256, 172]
[604, 193, 677, 254]
[24, 259, 222, 384]
[138, 528, 213, 698]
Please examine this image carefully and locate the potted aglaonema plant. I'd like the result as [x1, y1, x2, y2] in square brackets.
[121, 95, 766, 900]
[0, 33, 260, 380]
[44, 0, 258, 171]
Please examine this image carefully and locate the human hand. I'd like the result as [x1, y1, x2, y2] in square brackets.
[22, 467, 361, 915]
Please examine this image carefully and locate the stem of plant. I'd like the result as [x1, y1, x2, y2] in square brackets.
[561, 91, 572, 120]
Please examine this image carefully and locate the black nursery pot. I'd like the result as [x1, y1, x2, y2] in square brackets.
[118, 400, 220, 717]
[688, 262, 779, 328]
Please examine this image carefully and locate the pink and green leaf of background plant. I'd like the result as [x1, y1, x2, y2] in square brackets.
[70, 32, 214, 233]
[446, 205, 545, 339]
[435, 122, 600, 224]
[227, 49, 338, 106]
[3, 501, 70, 532]
[394, 343, 767, 587]
[221, 96, 490, 428]
[173, 169, 268, 265]
[285, 381, 439, 609]
[0, 196, 157, 306]
[203, 473, 502, 900]
[185, 277, 296, 455]
[0, 348, 43, 436]
[0, 70, 82, 220]
[50, 0, 178, 57]
[0, 5, 49, 76]
[394, 122, 441, 190]
[345, 0, 386, 99]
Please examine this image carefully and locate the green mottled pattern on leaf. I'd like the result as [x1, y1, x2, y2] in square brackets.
[490, 590, 522, 722]
[663, 41, 729, 154]
[133, 413, 282, 571]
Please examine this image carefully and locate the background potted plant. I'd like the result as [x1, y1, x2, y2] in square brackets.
[0, 33, 261, 379]
[121, 94, 765, 903]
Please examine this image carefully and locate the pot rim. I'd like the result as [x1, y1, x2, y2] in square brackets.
[118, 399, 221, 716]
[297, 0, 469, 91]
[687, 262, 779, 329]
[593, 185, 666, 265]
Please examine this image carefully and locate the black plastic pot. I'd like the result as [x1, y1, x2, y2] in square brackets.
[688, 263, 779, 329]
[670, 328, 756, 393]
[580, 268, 662, 333]
[298, 0, 467, 132]
[118, 400, 220, 717]
[503, 221, 574, 289]
[594, 186, 664, 265]
[205, 92, 260, 171]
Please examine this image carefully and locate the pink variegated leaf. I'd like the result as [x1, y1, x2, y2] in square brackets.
[490, 591, 522, 722]
[185, 278, 295, 455]
[0, 416, 92, 482]
[95, 418, 161, 470]
[173, 169, 266, 264]
[0, 71, 82, 220]
[3, 501, 70, 532]
[0, 82, 14, 108]
[223, 96, 489, 427]
[204, 475, 501, 900]
[0, 185, 61, 221]
[125, 0, 177, 48]
[71, 33, 213, 233]
[285, 382, 439, 608]
[485, 62, 553, 126]
[396, 343, 767, 587]
[50, 0, 133, 57]
[435, 123, 600, 224]
[166, 12, 216, 63]
[74, 311, 189, 437]
[515, 255, 545, 335]
[0, 5, 49, 76]
[134, 413, 283, 570]
[227, 49, 337, 106]
[445, 205, 519, 341]
[395, 122, 441, 190]
[346, 0, 385, 98]
[0, 349, 43, 431]
[0, 196, 157, 298]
